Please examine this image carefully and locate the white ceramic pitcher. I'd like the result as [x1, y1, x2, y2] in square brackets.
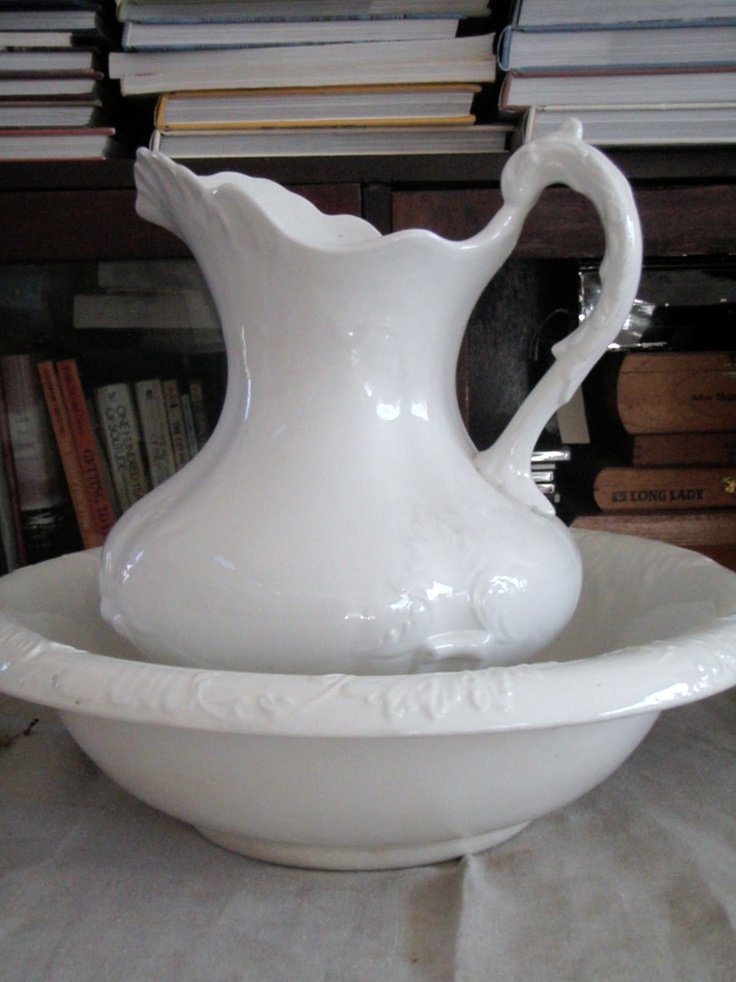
[99, 120, 642, 674]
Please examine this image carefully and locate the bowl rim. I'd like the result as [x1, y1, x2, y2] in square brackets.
[1, 530, 736, 738]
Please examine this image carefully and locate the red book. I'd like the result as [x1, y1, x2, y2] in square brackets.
[37, 359, 103, 549]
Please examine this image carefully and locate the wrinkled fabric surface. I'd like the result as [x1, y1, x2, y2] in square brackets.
[1, 689, 734, 982]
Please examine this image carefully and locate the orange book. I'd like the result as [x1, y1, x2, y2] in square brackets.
[37, 360, 103, 549]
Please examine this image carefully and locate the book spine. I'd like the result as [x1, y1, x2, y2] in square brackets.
[0, 375, 25, 568]
[0, 353, 76, 564]
[134, 378, 177, 487]
[632, 431, 736, 468]
[162, 379, 190, 470]
[0, 438, 17, 571]
[615, 351, 736, 435]
[96, 258, 204, 291]
[73, 289, 219, 330]
[179, 392, 200, 459]
[593, 466, 736, 512]
[570, 509, 736, 569]
[0, 355, 65, 512]
[187, 379, 211, 450]
[37, 360, 102, 550]
[56, 358, 118, 540]
[86, 395, 122, 520]
[94, 383, 151, 511]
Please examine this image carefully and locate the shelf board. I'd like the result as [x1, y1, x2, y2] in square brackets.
[0, 145, 734, 191]
[1, 146, 734, 262]
[0, 158, 136, 191]
[0, 180, 362, 262]
[393, 183, 736, 258]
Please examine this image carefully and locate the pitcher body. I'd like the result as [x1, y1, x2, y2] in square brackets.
[100, 122, 641, 674]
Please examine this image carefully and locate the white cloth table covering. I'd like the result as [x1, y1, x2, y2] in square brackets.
[1, 689, 735, 982]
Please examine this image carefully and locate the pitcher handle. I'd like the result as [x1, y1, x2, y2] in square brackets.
[474, 119, 642, 515]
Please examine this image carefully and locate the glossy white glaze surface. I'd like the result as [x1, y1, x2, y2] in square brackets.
[97, 121, 642, 674]
[2, 531, 735, 869]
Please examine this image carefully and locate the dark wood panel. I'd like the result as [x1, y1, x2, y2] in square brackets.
[0, 158, 136, 191]
[0, 189, 184, 262]
[392, 187, 603, 255]
[635, 186, 736, 257]
[1, 147, 734, 191]
[392, 184, 736, 259]
[296, 182, 362, 217]
[0, 183, 362, 262]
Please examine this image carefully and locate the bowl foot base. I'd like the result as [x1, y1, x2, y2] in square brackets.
[194, 822, 531, 871]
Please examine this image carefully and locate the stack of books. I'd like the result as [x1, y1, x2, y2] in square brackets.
[0, 348, 217, 570]
[497, 0, 736, 147]
[0, 255, 224, 569]
[0, 0, 128, 159]
[106, 0, 510, 158]
[569, 261, 736, 570]
[572, 350, 736, 570]
[71, 257, 223, 352]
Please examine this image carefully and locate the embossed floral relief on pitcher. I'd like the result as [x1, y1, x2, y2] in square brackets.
[99, 121, 642, 675]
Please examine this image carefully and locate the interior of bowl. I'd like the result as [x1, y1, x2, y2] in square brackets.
[0, 547, 144, 663]
[1, 530, 736, 737]
[540, 529, 736, 660]
[0, 531, 729, 662]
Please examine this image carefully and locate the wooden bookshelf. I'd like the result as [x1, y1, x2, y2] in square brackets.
[1, 148, 733, 261]
[0, 146, 734, 567]
[0, 143, 734, 190]
[0, 180, 362, 262]
[392, 182, 736, 258]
